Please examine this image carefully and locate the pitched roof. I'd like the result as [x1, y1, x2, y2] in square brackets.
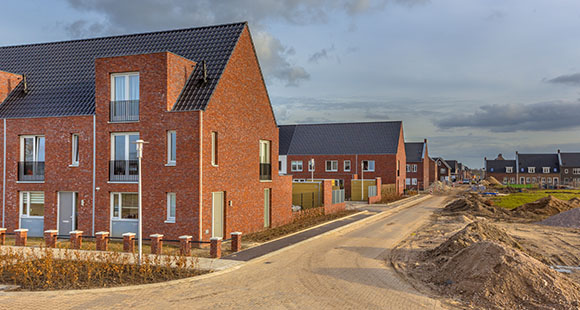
[445, 160, 458, 173]
[560, 152, 580, 167]
[517, 153, 559, 172]
[433, 157, 451, 169]
[0, 22, 246, 118]
[486, 159, 516, 173]
[405, 142, 424, 162]
[278, 121, 402, 155]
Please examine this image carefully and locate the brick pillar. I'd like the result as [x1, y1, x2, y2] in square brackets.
[44, 230, 58, 248]
[0, 228, 6, 245]
[179, 235, 192, 256]
[70, 231, 83, 249]
[123, 232, 135, 253]
[14, 229, 28, 246]
[230, 232, 242, 252]
[95, 231, 109, 251]
[323, 179, 333, 212]
[376, 177, 382, 197]
[210, 237, 222, 259]
[150, 234, 163, 255]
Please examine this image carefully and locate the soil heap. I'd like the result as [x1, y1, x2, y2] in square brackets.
[441, 193, 511, 219]
[511, 196, 577, 221]
[538, 207, 580, 229]
[487, 176, 502, 186]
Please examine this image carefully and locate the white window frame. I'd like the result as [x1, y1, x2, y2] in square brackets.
[412, 164, 417, 172]
[71, 134, 79, 166]
[110, 192, 138, 221]
[362, 160, 375, 172]
[406, 164, 411, 172]
[291, 161, 303, 172]
[20, 135, 45, 162]
[528, 167, 535, 174]
[166, 193, 176, 223]
[110, 132, 139, 160]
[211, 132, 218, 166]
[110, 72, 139, 101]
[325, 160, 338, 172]
[344, 160, 351, 172]
[308, 159, 315, 172]
[506, 167, 513, 173]
[167, 130, 176, 166]
[405, 178, 411, 185]
[573, 168, 580, 175]
[259, 140, 271, 164]
[412, 178, 417, 185]
[542, 167, 550, 174]
[19, 191, 44, 219]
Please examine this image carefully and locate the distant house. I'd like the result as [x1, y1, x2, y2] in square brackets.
[433, 157, 451, 182]
[278, 121, 407, 196]
[404, 139, 430, 190]
[558, 150, 580, 187]
[484, 156, 517, 184]
[516, 152, 560, 185]
[428, 157, 438, 184]
[445, 160, 459, 181]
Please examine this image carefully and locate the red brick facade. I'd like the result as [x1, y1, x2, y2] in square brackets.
[406, 141, 430, 191]
[0, 71, 22, 103]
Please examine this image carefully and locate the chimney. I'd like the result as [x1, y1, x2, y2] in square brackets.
[558, 149, 561, 154]
[424, 138, 427, 143]
[0, 71, 23, 103]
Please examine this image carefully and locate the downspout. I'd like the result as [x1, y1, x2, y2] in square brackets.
[92, 115, 96, 235]
[198, 111, 203, 241]
[2, 119, 5, 227]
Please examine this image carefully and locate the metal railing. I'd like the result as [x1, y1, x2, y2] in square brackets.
[110, 100, 139, 122]
[109, 160, 139, 182]
[332, 189, 345, 204]
[260, 163, 272, 181]
[368, 185, 378, 197]
[18, 161, 45, 181]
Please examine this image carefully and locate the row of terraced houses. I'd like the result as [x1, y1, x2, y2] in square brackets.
[0, 22, 461, 240]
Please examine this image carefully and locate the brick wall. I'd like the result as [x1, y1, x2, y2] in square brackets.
[322, 179, 346, 214]
[0, 71, 22, 104]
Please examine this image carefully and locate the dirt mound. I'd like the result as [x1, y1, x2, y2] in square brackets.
[428, 181, 449, 194]
[431, 241, 580, 310]
[569, 197, 580, 206]
[512, 196, 576, 221]
[487, 176, 502, 186]
[539, 207, 580, 229]
[441, 194, 511, 219]
[428, 221, 523, 260]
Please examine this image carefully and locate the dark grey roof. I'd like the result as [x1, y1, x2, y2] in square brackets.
[485, 159, 516, 173]
[278, 121, 402, 155]
[560, 152, 580, 167]
[445, 160, 458, 173]
[405, 142, 424, 162]
[517, 153, 559, 173]
[0, 22, 246, 118]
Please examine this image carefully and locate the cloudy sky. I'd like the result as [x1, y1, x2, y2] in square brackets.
[1, 0, 580, 167]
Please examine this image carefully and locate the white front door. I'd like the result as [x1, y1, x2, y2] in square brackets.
[212, 192, 225, 238]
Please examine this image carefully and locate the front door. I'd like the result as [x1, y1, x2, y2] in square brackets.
[58, 192, 76, 235]
[264, 188, 271, 228]
[212, 192, 224, 238]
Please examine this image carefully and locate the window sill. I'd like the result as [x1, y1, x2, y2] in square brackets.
[211, 164, 218, 167]
[107, 181, 138, 184]
[17, 181, 45, 184]
[111, 218, 138, 222]
[260, 180, 273, 183]
[69, 164, 79, 167]
[20, 216, 44, 219]
[108, 121, 140, 124]
[164, 220, 175, 224]
[165, 163, 176, 167]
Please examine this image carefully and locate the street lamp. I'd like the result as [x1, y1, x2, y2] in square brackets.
[361, 161, 364, 201]
[135, 139, 149, 265]
[309, 158, 315, 182]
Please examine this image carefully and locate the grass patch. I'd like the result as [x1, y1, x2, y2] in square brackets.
[492, 190, 580, 209]
[244, 210, 357, 243]
[0, 248, 205, 290]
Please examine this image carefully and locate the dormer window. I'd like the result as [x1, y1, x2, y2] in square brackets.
[528, 167, 535, 173]
[506, 167, 513, 173]
[110, 72, 139, 122]
[542, 167, 550, 174]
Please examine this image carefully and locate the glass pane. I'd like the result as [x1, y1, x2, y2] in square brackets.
[73, 135, 79, 163]
[113, 194, 120, 218]
[114, 76, 126, 101]
[129, 135, 138, 160]
[129, 75, 139, 100]
[170, 132, 176, 161]
[114, 136, 126, 160]
[21, 192, 28, 215]
[30, 202, 44, 216]
[122, 193, 138, 219]
[169, 193, 176, 218]
[23, 137, 34, 162]
[36, 137, 45, 162]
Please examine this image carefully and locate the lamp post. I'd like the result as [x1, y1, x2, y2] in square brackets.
[310, 158, 314, 182]
[361, 161, 364, 201]
[135, 139, 148, 265]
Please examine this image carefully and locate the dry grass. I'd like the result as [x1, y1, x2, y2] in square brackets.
[0, 247, 205, 290]
[381, 191, 403, 204]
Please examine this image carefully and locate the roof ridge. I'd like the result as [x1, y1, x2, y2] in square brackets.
[278, 120, 402, 127]
[0, 21, 248, 50]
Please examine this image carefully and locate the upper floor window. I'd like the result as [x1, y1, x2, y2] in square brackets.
[291, 161, 303, 172]
[506, 167, 513, 173]
[325, 160, 338, 172]
[19, 135, 45, 182]
[528, 167, 535, 173]
[167, 131, 176, 165]
[211, 132, 218, 166]
[412, 164, 417, 172]
[344, 160, 351, 172]
[308, 159, 315, 172]
[406, 164, 411, 172]
[362, 160, 375, 172]
[259, 140, 271, 181]
[542, 167, 550, 174]
[71, 134, 79, 166]
[110, 133, 139, 182]
[110, 73, 139, 122]
[573, 168, 580, 175]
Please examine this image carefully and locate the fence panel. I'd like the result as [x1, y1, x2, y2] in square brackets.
[368, 185, 377, 198]
[332, 189, 345, 204]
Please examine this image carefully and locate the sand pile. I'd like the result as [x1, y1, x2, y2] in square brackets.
[569, 197, 580, 206]
[487, 176, 502, 186]
[428, 181, 449, 193]
[480, 180, 490, 186]
[512, 196, 577, 221]
[538, 208, 580, 229]
[431, 241, 580, 310]
[441, 194, 511, 219]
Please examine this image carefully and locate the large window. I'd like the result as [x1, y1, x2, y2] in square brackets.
[110, 73, 139, 122]
[291, 161, 303, 172]
[167, 193, 176, 223]
[362, 160, 375, 172]
[110, 133, 139, 182]
[167, 131, 176, 165]
[19, 135, 45, 181]
[20, 192, 44, 217]
[71, 134, 79, 166]
[211, 132, 218, 166]
[259, 140, 271, 181]
[325, 160, 338, 172]
[574, 168, 580, 175]
[344, 160, 351, 172]
[111, 193, 138, 219]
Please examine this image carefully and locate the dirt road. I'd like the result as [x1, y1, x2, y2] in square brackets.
[0, 196, 448, 310]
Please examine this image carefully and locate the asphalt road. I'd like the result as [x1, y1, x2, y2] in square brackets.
[0, 195, 448, 310]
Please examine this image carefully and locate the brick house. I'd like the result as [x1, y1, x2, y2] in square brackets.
[428, 157, 438, 184]
[558, 150, 580, 187]
[516, 152, 560, 186]
[0, 22, 293, 239]
[484, 156, 517, 184]
[278, 121, 406, 196]
[404, 139, 430, 190]
[445, 160, 459, 182]
[433, 157, 451, 182]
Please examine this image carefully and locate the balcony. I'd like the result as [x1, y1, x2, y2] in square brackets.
[109, 160, 138, 182]
[260, 163, 272, 181]
[110, 100, 139, 122]
[18, 161, 45, 182]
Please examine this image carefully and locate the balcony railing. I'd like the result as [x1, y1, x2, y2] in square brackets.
[260, 163, 272, 181]
[110, 100, 139, 122]
[110, 160, 139, 182]
[18, 161, 45, 182]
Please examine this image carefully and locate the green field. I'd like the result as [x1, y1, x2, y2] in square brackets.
[492, 190, 580, 209]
